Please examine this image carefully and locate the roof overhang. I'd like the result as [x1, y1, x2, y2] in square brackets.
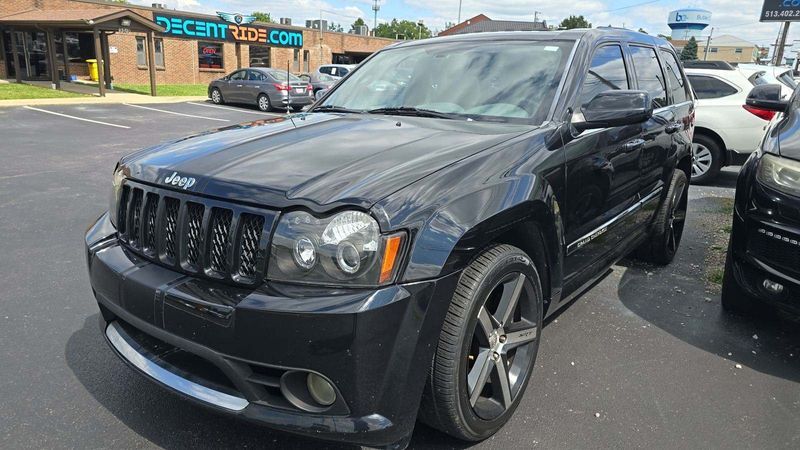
[0, 9, 164, 32]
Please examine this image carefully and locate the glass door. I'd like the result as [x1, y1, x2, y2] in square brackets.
[23, 31, 50, 80]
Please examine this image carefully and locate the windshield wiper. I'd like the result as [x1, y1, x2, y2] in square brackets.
[313, 105, 362, 114]
[367, 106, 460, 120]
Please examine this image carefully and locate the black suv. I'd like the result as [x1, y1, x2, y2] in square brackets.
[722, 84, 800, 315]
[85, 29, 694, 448]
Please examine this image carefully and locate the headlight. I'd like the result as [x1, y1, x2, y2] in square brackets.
[757, 154, 800, 197]
[268, 210, 405, 286]
[109, 165, 126, 228]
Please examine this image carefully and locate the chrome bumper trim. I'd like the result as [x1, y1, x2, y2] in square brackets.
[105, 321, 249, 412]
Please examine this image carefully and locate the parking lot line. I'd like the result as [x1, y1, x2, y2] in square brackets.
[186, 102, 277, 116]
[123, 103, 230, 122]
[23, 106, 131, 129]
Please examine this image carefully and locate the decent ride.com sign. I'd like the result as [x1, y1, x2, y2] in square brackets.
[154, 12, 304, 48]
[761, 0, 800, 21]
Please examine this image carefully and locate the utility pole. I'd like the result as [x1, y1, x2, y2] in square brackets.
[775, 21, 791, 66]
[534, 11, 540, 23]
[703, 27, 714, 61]
[372, 0, 380, 34]
[458, 0, 462, 24]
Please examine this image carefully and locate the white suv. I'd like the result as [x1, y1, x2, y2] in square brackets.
[684, 66, 774, 183]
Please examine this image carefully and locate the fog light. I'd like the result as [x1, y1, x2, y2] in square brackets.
[763, 279, 784, 295]
[306, 373, 336, 406]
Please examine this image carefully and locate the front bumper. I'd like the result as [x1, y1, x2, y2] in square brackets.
[86, 212, 458, 448]
[729, 155, 800, 314]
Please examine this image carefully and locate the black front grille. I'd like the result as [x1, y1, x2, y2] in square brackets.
[749, 227, 800, 276]
[117, 181, 275, 285]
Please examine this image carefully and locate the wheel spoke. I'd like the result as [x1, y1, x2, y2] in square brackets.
[468, 349, 493, 406]
[496, 274, 525, 326]
[476, 307, 495, 343]
[668, 228, 677, 252]
[493, 355, 513, 408]
[504, 324, 538, 350]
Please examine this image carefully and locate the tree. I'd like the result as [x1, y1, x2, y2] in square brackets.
[680, 36, 698, 61]
[350, 18, 367, 33]
[559, 15, 591, 30]
[251, 11, 274, 23]
[109, 0, 129, 3]
[374, 19, 432, 40]
[328, 22, 344, 32]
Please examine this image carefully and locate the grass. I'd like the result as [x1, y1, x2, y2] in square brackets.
[708, 267, 725, 285]
[0, 82, 86, 100]
[113, 84, 207, 96]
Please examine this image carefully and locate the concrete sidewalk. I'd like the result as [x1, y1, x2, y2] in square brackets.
[0, 94, 208, 108]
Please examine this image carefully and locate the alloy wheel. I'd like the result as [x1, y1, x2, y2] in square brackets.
[691, 143, 713, 178]
[466, 272, 538, 421]
[258, 95, 270, 112]
[667, 176, 688, 254]
[211, 89, 221, 104]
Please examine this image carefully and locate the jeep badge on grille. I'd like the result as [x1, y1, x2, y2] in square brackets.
[164, 171, 196, 189]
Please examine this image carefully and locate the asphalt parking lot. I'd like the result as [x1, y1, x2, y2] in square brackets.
[1, 102, 799, 449]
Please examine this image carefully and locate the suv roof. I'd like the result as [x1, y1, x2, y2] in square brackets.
[394, 28, 671, 49]
[682, 60, 736, 70]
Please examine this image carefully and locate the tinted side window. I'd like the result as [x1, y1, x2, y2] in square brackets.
[319, 66, 331, 75]
[686, 75, 738, 99]
[630, 46, 667, 108]
[229, 70, 246, 81]
[578, 45, 629, 107]
[659, 49, 688, 104]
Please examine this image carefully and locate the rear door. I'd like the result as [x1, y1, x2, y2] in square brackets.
[244, 70, 268, 103]
[563, 43, 644, 280]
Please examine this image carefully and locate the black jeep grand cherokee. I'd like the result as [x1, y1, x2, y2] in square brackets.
[85, 29, 694, 448]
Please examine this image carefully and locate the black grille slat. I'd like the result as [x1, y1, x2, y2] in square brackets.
[162, 197, 180, 263]
[238, 214, 265, 279]
[185, 202, 205, 270]
[115, 181, 271, 286]
[749, 229, 800, 276]
[128, 188, 144, 247]
[143, 193, 159, 254]
[209, 208, 234, 274]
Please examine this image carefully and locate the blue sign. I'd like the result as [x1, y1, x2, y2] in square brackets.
[154, 12, 303, 48]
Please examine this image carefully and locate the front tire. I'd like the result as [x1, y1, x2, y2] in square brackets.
[210, 88, 223, 104]
[257, 94, 272, 112]
[691, 134, 722, 184]
[635, 169, 689, 265]
[419, 244, 543, 441]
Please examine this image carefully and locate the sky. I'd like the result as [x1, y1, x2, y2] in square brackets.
[129, 0, 800, 54]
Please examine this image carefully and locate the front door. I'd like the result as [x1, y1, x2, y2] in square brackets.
[4, 31, 50, 80]
[563, 43, 644, 282]
[222, 69, 248, 103]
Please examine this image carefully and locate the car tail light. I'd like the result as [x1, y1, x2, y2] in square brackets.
[743, 104, 777, 121]
[307, 84, 313, 92]
[273, 83, 290, 92]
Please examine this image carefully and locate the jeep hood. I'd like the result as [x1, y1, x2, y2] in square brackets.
[120, 113, 530, 210]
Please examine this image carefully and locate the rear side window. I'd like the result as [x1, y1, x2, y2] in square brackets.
[578, 45, 629, 108]
[319, 66, 331, 75]
[630, 46, 667, 109]
[659, 49, 689, 104]
[686, 75, 738, 99]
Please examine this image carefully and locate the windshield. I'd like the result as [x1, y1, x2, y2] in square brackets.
[317, 40, 574, 124]
[749, 71, 769, 86]
[778, 70, 798, 89]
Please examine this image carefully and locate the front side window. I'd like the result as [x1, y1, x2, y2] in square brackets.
[229, 70, 247, 81]
[198, 41, 223, 69]
[319, 40, 574, 124]
[630, 46, 667, 108]
[686, 75, 738, 99]
[578, 45, 629, 108]
[659, 49, 688, 104]
[135, 36, 146, 66]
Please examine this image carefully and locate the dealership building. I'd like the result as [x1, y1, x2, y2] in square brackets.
[0, 0, 396, 95]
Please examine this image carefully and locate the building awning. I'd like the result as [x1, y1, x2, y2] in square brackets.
[0, 8, 163, 32]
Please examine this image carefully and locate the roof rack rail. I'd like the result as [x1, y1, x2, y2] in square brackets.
[682, 60, 735, 70]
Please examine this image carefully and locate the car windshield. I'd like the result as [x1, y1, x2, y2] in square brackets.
[777, 70, 798, 89]
[268, 71, 302, 82]
[749, 71, 769, 86]
[317, 40, 574, 124]
[317, 73, 337, 82]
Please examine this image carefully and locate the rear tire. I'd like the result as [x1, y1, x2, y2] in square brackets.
[210, 88, 224, 105]
[635, 170, 689, 265]
[419, 244, 543, 441]
[721, 242, 758, 314]
[257, 94, 272, 112]
[291, 105, 304, 112]
[691, 134, 722, 184]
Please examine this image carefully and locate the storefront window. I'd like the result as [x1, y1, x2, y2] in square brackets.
[293, 49, 299, 72]
[154, 38, 164, 67]
[136, 37, 146, 66]
[198, 41, 223, 69]
[249, 45, 270, 67]
[65, 32, 94, 63]
[303, 50, 310, 72]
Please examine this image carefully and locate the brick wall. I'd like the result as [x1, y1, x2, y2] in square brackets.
[2, 0, 397, 85]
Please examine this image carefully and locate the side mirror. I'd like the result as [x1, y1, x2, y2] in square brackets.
[573, 90, 653, 132]
[747, 84, 789, 113]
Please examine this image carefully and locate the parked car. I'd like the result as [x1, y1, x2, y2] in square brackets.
[316, 63, 356, 78]
[684, 66, 774, 183]
[722, 84, 800, 316]
[208, 68, 313, 112]
[86, 29, 693, 448]
[298, 72, 338, 94]
[738, 64, 795, 99]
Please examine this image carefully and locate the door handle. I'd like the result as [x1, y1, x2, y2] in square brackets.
[665, 122, 682, 134]
[623, 138, 645, 152]
[236, 84, 243, 88]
